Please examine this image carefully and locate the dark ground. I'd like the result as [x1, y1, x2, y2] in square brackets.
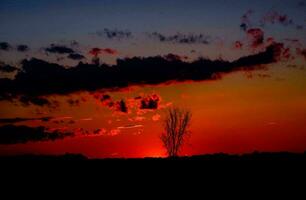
[1, 151, 306, 162]
[1, 152, 305, 192]
[1, 152, 306, 172]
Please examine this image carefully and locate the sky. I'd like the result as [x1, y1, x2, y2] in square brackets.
[0, 0, 306, 158]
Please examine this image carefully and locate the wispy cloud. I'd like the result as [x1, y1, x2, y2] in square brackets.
[0, 125, 74, 144]
[93, 28, 133, 40]
[147, 32, 211, 44]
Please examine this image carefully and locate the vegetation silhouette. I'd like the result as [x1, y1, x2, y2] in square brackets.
[161, 107, 192, 157]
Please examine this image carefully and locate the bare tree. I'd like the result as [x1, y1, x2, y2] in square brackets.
[161, 107, 192, 157]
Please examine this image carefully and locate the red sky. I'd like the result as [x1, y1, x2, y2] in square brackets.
[0, 0, 306, 158]
[1, 60, 305, 158]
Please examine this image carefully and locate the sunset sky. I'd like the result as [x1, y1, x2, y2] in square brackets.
[0, 0, 306, 158]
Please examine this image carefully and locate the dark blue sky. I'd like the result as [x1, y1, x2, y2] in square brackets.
[0, 0, 305, 64]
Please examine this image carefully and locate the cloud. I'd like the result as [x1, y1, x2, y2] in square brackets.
[93, 128, 107, 135]
[89, 48, 118, 56]
[101, 94, 111, 101]
[19, 95, 52, 107]
[147, 32, 211, 44]
[298, 1, 306, 6]
[116, 100, 128, 113]
[240, 9, 254, 31]
[0, 43, 285, 104]
[67, 53, 85, 60]
[234, 41, 243, 49]
[117, 124, 143, 129]
[89, 48, 101, 57]
[102, 48, 118, 55]
[45, 44, 75, 54]
[0, 125, 74, 144]
[238, 29, 295, 56]
[295, 25, 304, 30]
[152, 114, 161, 121]
[247, 28, 264, 48]
[93, 92, 118, 109]
[109, 129, 121, 136]
[240, 9, 303, 31]
[0, 62, 19, 73]
[164, 53, 189, 61]
[140, 94, 160, 110]
[0, 117, 51, 124]
[0, 42, 12, 51]
[78, 118, 93, 121]
[296, 48, 306, 59]
[17, 45, 29, 52]
[67, 99, 80, 106]
[6, 95, 60, 108]
[260, 11, 294, 27]
[94, 28, 133, 40]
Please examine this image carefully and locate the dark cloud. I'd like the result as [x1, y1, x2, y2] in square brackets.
[164, 54, 188, 61]
[260, 11, 294, 27]
[247, 28, 264, 48]
[19, 95, 52, 107]
[45, 44, 75, 54]
[296, 25, 304, 30]
[297, 48, 306, 59]
[116, 100, 128, 113]
[0, 62, 19, 73]
[240, 10, 303, 31]
[140, 94, 160, 110]
[17, 45, 29, 52]
[68, 53, 85, 60]
[8, 94, 60, 108]
[67, 99, 80, 107]
[95, 28, 133, 40]
[148, 32, 211, 44]
[0, 43, 284, 104]
[0, 42, 12, 51]
[88, 48, 118, 65]
[0, 125, 74, 144]
[298, 1, 306, 7]
[101, 94, 111, 101]
[240, 23, 248, 32]
[240, 9, 254, 31]
[0, 117, 51, 124]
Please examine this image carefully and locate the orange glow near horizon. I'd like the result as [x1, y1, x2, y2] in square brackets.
[0, 63, 306, 158]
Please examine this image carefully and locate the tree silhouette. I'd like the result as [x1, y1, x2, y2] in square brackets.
[161, 107, 192, 157]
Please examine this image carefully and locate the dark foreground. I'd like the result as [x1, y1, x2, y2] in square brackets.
[1, 151, 306, 162]
[1, 152, 306, 189]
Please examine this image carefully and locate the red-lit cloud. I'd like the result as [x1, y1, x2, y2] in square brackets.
[247, 28, 264, 48]
[89, 48, 118, 56]
[234, 41, 243, 49]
